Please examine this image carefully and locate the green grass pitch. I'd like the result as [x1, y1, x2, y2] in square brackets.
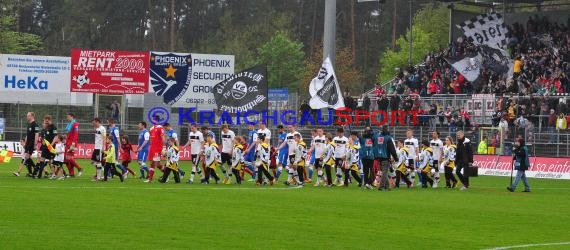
[0, 159, 569, 250]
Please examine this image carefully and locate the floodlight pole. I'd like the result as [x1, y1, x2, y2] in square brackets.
[323, 0, 337, 63]
[408, 0, 413, 66]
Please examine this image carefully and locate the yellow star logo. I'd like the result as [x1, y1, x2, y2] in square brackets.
[165, 64, 177, 78]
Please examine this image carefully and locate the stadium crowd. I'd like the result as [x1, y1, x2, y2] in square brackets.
[352, 16, 570, 137]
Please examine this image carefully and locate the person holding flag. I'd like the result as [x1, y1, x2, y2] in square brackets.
[33, 115, 57, 178]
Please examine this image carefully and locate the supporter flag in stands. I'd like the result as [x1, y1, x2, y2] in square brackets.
[457, 12, 508, 49]
[0, 149, 14, 163]
[308, 57, 345, 110]
[478, 45, 513, 78]
[213, 65, 268, 113]
[446, 52, 483, 82]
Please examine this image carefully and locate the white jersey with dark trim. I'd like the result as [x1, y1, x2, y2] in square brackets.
[221, 130, 235, 154]
[404, 137, 419, 159]
[430, 139, 443, 160]
[332, 136, 348, 158]
[286, 131, 301, 155]
[313, 135, 326, 158]
[94, 125, 106, 150]
[188, 131, 204, 155]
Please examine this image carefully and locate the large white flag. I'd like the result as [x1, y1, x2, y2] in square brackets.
[446, 53, 483, 82]
[308, 57, 345, 109]
[457, 12, 508, 49]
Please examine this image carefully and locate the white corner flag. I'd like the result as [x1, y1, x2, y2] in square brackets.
[308, 57, 345, 109]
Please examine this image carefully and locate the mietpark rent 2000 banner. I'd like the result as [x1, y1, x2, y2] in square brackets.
[69, 49, 150, 94]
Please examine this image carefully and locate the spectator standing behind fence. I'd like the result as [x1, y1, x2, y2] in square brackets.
[548, 109, 557, 143]
[556, 112, 567, 130]
[107, 100, 120, 122]
[477, 136, 488, 155]
[507, 138, 531, 193]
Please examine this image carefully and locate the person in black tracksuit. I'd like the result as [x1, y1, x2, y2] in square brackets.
[455, 131, 473, 190]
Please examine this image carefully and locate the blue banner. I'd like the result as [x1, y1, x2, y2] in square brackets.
[150, 52, 192, 105]
[268, 88, 289, 101]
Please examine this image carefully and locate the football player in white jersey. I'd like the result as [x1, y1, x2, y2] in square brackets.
[332, 127, 349, 185]
[278, 124, 301, 184]
[183, 124, 204, 184]
[310, 128, 326, 186]
[92, 118, 106, 181]
[429, 131, 444, 188]
[404, 129, 420, 186]
[256, 122, 271, 145]
[220, 124, 235, 184]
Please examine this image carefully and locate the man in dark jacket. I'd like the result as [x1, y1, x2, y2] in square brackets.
[360, 127, 376, 189]
[377, 95, 389, 112]
[375, 125, 398, 191]
[507, 138, 531, 192]
[455, 130, 473, 190]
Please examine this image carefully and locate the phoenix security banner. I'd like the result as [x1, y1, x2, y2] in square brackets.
[153, 53, 234, 108]
[70, 49, 149, 94]
[0, 54, 70, 92]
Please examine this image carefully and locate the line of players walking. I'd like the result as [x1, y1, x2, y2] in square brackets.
[14, 112, 474, 190]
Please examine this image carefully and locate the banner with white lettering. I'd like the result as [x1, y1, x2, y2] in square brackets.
[160, 53, 235, 108]
[0, 54, 70, 92]
[456, 12, 508, 49]
[474, 155, 570, 180]
[70, 49, 149, 94]
[213, 65, 268, 113]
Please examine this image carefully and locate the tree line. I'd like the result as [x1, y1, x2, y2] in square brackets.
[1, 0, 453, 98]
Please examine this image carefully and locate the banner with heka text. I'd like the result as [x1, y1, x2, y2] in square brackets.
[70, 49, 149, 94]
[0, 54, 70, 92]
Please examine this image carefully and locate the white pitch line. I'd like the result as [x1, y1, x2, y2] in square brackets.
[0, 185, 301, 190]
[483, 241, 570, 250]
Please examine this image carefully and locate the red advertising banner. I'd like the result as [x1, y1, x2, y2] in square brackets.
[70, 143, 194, 161]
[474, 155, 570, 180]
[70, 49, 149, 94]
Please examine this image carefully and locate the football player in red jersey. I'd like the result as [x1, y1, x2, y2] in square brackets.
[144, 115, 165, 183]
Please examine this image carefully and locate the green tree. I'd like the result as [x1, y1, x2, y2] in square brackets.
[377, 4, 449, 83]
[257, 31, 305, 90]
[0, 16, 42, 54]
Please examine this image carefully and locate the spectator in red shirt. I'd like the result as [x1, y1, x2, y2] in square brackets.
[428, 80, 438, 95]
[64, 113, 82, 177]
[373, 84, 385, 97]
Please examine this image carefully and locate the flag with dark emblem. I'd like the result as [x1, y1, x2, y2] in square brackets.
[308, 57, 345, 110]
[150, 52, 192, 105]
[213, 65, 268, 113]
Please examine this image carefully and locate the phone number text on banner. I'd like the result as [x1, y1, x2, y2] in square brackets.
[70, 49, 150, 94]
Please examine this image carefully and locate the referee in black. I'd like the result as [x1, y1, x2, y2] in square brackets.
[23, 112, 40, 177]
